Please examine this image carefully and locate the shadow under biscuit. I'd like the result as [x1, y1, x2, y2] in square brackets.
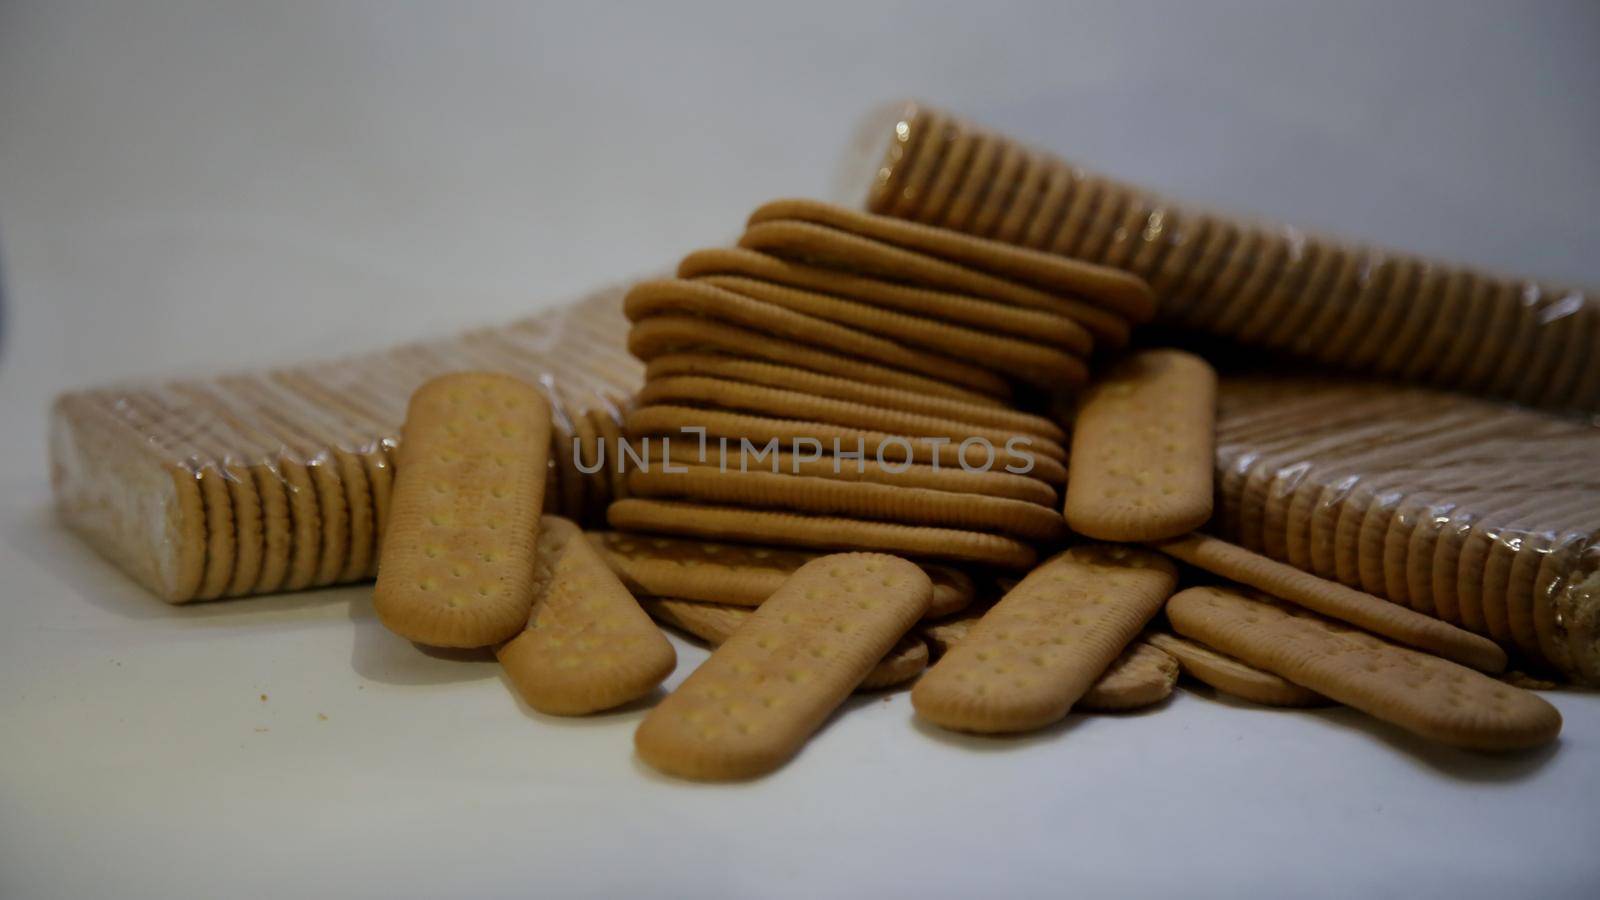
[1296, 704, 1562, 783]
[346, 590, 501, 686]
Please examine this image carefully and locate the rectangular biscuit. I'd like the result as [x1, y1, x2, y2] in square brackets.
[496, 517, 676, 715]
[911, 545, 1178, 733]
[1065, 350, 1217, 542]
[1166, 586, 1561, 750]
[634, 554, 930, 779]
[373, 372, 551, 648]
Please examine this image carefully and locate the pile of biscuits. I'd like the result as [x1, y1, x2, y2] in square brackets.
[611, 199, 1156, 568]
[362, 364, 1561, 781]
[51, 286, 640, 602]
[853, 102, 1599, 413]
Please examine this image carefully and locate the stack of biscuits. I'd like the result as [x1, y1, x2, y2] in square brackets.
[51, 286, 642, 602]
[610, 198, 1157, 569]
[851, 102, 1599, 413]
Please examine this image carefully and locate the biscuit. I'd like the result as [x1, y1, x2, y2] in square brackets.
[594, 531, 974, 620]
[639, 597, 928, 690]
[625, 278, 1014, 400]
[372, 373, 551, 648]
[690, 275, 1091, 388]
[1021, 163, 1078, 250]
[992, 149, 1046, 243]
[1075, 641, 1179, 712]
[607, 499, 1038, 569]
[1166, 586, 1561, 751]
[627, 315, 1002, 405]
[738, 220, 1136, 347]
[496, 517, 676, 715]
[625, 464, 1067, 542]
[747, 199, 1157, 325]
[634, 436, 1058, 507]
[1065, 350, 1217, 541]
[917, 126, 978, 225]
[643, 352, 1066, 445]
[624, 405, 1068, 487]
[1145, 630, 1325, 707]
[635, 553, 931, 779]
[968, 141, 1027, 236]
[940, 133, 1002, 231]
[867, 104, 933, 215]
[635, 375, 1068, 464]
[886, 110, 949, 218]
[1152, 533, 1506, 673]
[677, 248, 1093, 352]
[911, 545, 1178, 732]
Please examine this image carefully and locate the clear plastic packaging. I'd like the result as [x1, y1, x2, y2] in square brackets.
[50, 284, 642, 604]
[840, 101, 1600, 415]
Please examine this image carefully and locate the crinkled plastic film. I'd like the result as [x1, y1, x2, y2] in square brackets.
[1208, 375, 1599, 683]
[840, 101, 1600, 415]
[49, 284, 643, 604]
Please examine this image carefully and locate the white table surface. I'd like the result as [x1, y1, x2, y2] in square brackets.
[2, 2, 1598, 897]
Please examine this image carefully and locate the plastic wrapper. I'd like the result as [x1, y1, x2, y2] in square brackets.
[50, 284, 643, 604]
[838, 101, 1600, 414]
[1212, 374, 1599, 683]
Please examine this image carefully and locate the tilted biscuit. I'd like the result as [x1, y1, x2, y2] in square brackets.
[635, 553, 931, 779]
[677, 248, 1093, 352]
[644, 353, 1066, 444]
[624, 279, 1013, 400]
[496, 517, 676, 715]
[1151, 533, 1507, 673]
[1144, 630, 1325, 707]
[738, 220, 1135, 347]
[911, 545, 1178, 732]
[624, 405, 1067, 487]
[1076, 641, 1179, 712]
[690, 274, 1091, 388]
[634, 436, 1059, 507]
[1166, 586, 1560, 750]
[1065, 349, 1217, 542]
[627, 315, 1002, 405]
[592, 531, 974, 619]
[373, 372, 551, 648]
[608, 498, 1038, 569]
[625, 464, 1067, 542]
[638, 596, 928, 690]
[636, 375, 1067, 464]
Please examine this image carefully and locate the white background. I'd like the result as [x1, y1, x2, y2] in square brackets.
[2, 2, 1598, 897]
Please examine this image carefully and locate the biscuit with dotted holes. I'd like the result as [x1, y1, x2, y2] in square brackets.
[591, 532, 973, 619]
[639, 597, 927, 691]
[911, 545, 1178, 733]
[1145, 631, 1326, 707]
[1074, 640, 1177, 711]
[635, 553, 931, 779]
[373, 372, 551, 648]
[1065, 350, 1217, 542]
[1166, 586, 1560, 750]
[496, 517, 676, 715]
[608, 499, 1038, 569]
[1151, 533, 1507, 673]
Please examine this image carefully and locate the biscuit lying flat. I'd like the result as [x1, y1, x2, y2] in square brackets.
[1065, 349, 1217, 542]
[373, 372, 550, 648]
[639, 596, 928, 691]
[1076, 641, 1179, 711]
[1152, 533, 1506, 673]
[497, 517, 676, 715]
[912, 545, 1178, 733]
[1166, 586, 1560, 750]
[1145, 631, 1325, 707]
[635, 554, 930, 780]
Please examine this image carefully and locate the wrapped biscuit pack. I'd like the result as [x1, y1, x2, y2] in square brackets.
[843, 102, 1600, 414]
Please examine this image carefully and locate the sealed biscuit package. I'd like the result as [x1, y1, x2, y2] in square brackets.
[838, 101, 1600, 415]
[49, 284, 644, 604]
